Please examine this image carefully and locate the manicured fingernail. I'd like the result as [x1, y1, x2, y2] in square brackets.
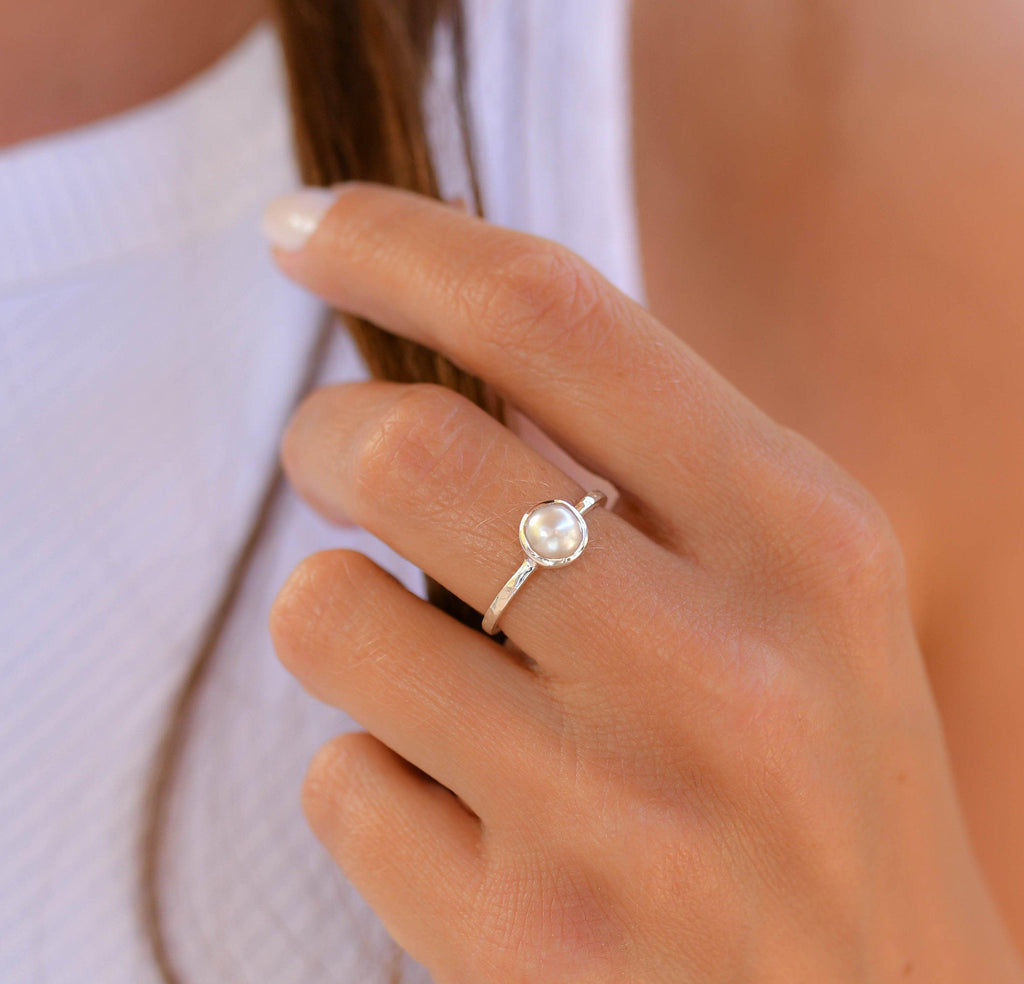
[261, 186, 341, 251]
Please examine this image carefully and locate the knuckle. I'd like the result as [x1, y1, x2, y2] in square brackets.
[463, 239, 614, 366]
[300, 732, 371, 835]
[279, 382, 344, 484]
[268, 548, 376, 677]
[471, 850, 626, 984]
[804, 471, 906, 597]
[758, 435, 907, 604]
[278, 387, 316, 479]
[268, 549, 340, 660]
[349, 384, 489, 518]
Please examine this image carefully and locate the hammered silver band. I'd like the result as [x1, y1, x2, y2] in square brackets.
[481, 490, 607, 636]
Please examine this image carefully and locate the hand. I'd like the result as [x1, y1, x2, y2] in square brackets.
[265, 184, 1023, 984]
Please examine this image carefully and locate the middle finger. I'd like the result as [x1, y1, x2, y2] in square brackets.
[267, 183, 784, 551]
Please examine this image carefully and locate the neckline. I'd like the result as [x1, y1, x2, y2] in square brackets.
[0, 22, 293, 292]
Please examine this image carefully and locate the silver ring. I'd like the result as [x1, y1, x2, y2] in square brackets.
[481, 490, 607, 636]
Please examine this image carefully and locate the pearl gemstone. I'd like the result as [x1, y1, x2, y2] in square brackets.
[522, 501, 584, 561]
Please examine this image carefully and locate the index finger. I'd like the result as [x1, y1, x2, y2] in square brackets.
[263, 182, 780, 546]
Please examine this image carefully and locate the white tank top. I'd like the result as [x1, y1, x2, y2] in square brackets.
[0, 5, 643, 982]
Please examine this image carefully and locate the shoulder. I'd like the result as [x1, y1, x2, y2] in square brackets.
[629, 0, 1024, 633]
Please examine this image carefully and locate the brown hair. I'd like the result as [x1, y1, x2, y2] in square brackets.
[139, 2, 502, 980]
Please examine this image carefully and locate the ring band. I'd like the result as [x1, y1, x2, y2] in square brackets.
[481, 490, 607, 636]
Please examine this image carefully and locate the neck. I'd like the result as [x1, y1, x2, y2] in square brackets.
[0, 0, 268, 149]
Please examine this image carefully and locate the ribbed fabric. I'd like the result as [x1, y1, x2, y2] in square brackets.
[0, 4, 643, 983]
[465, 0, 644, 301]
[0, 26, 297, 292]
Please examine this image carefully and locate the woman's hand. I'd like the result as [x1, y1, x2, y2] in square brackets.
[264, 184, 1023, 984]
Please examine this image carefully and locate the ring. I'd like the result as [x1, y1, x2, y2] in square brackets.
[481, 490, 608, 636]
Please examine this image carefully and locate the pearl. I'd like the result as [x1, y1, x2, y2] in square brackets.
[522, 501, 584, 561]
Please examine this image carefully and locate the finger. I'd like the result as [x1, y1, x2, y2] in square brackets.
[263, 182, 785, 550]
[301, 729, 481, 980]
[281, 378, 696, 684]
[270, 547, 559, 818]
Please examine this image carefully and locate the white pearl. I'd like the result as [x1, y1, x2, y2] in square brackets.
[523, 502, 583, 560]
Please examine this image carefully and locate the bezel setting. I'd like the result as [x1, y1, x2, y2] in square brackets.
[518, 498, 589, 568]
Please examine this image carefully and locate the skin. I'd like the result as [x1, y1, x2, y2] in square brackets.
[266, 183, 1024, 982]
[7, 0, 1024, 978]
[0, 0, 266, 148]
[630, 0, 1024, 948]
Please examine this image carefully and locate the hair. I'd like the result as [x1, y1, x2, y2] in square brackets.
[139, 2, 504, 981]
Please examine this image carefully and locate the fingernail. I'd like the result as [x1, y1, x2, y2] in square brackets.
[261, 186, 341, 251]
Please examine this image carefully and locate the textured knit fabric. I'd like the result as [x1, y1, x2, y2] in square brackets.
[0, 3, 643, 982]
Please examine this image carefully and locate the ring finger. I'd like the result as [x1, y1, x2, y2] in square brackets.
[281, 378, 698, 685]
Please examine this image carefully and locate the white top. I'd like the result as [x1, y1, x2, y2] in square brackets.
[0, 4, 643, 982]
